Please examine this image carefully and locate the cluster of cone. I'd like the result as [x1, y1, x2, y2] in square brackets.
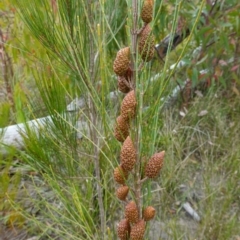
[113, 0, 155, 100]
[117, 204, 156, 240]
[139, 0, 155, 62]
[114, 149, 165, 240]
[112, 1, 165, 239]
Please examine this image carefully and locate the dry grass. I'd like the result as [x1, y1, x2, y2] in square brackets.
[148, 86, 240, 240]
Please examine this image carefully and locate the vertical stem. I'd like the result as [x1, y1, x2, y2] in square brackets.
[92, 114, 105, 234]
[131, 0, 142, 218]
[0, 29, 15, 110]
[87, 0, 105, 235]
[131, 0, 138, 83]
[132, 0, 138, 51]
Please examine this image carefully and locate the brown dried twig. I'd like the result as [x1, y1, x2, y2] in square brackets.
[0, 28, 14, 109]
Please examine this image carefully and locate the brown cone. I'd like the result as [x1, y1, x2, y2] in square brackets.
[118, 76, 131, 93]
[114, 115, 129, 142]
[121, 90, 137, 120]
[116, 185, 129, 201]
[120, 136, 136, 171]
[130, 219, 146, 240]
[145, 151, 165, 178]
[113, 47, 130, 76]
[114, 165, 128, 184]
[117, 218, 130, 240]
[125, 201, 139, 224]
[138, 24, 155, 62]
[141, 0, 154, 23]
[143, 206, 156, 221]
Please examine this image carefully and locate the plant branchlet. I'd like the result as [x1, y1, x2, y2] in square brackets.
[113, 1, 165, 239]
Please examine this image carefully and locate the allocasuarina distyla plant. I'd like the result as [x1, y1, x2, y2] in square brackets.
[112, 0, 165, 239]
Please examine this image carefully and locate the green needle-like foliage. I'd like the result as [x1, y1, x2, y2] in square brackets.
[9, 0, 126, 238]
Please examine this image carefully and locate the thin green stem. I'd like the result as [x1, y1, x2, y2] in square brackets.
[130, 0, 142, 219]
[86, 0, 105, 235]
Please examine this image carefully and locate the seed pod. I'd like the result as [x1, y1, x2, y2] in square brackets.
[118, 76, 131, 93]
[113, 47, 130, 76]
[145, 151, 165, 178]
[116, 185, 129, 201]
[114, 165, 128, 184]
[120, 136, 136, 172]
[114, 115, 129, 142]
[130, 219, 146, 240]
[141, 0, 154, 24]
[125, 201, 139, 224]
[138, 24, 155, 62]
[143, 206, 156, 221]
[121, 90, 137, 120]
[117, 219, 131, 240]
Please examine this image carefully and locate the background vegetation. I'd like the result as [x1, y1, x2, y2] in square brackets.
[0, 0, 239, 239]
